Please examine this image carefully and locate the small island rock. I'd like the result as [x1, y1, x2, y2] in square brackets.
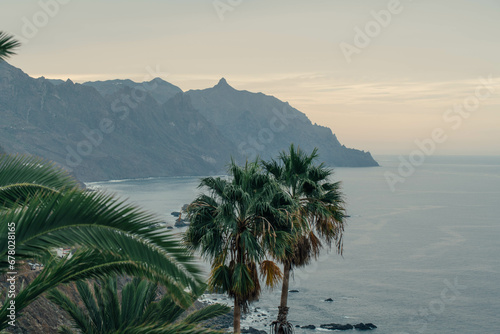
[320, 323, 354, 330]
[174, 219, 188, 227]
[354, 323, 377, 330]
[301, 325, 316, 330]
[241, 327, 266, 334]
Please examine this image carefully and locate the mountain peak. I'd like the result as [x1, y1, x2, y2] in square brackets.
[151, 77, 166, 84]
[215, 77, 232, 89]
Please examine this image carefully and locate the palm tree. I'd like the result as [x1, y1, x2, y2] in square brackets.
[263, 145, 346, 334]
[47, 276, 230, 334]
[0, 155, 204, 329]
[184, 160, 288, 334]
[0, 31, 20, 61]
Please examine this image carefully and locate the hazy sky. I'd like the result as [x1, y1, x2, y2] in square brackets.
[2, 0, 500, 155]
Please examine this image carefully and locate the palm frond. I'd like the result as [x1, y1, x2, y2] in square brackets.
[263, 144, 347, 330]
[182, 304, 230, 324]
[0, 32, 20, 61]
[47, 286, 96, 334]
[0, 189, 203, 301]
[0, 154, 209, 331]
[49, 275, 226, 334]
[259, 260, 283, 288]
[76, 280, 102, 332]
[114, 323, 224, 334]
[0, 155, 79, 209]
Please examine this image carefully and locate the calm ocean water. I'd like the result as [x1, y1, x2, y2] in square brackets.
[87, 155, 500, 333]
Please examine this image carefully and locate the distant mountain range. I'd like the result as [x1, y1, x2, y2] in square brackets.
[0, 62, 377, 181]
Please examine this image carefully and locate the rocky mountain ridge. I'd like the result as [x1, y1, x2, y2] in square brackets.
[0, 62, 377, 181]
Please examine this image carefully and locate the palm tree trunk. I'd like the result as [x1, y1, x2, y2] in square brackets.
[234, 296, 241, 334]
[277, 261, 291, 323]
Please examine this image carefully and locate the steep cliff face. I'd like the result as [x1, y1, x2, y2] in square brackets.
[0, 62, 377, 182]
[185, 78, 378, 167]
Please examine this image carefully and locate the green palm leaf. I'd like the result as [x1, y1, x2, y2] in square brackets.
[48, 285, 95, 333]
[185, 159, 285, 333]
[47, 275, 229, 334]
[0, 31, 20, 61]
[0, 155, 79, 209]
[0, 189, 203, 294]
[0, 154, 204, 329]
[182, 303, 231, 325]
[262, 144, 347, 333]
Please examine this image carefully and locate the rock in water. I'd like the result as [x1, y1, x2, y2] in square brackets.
[320, 323, 354, 330]
[174, 219, 188, 228]
[354, 323, 377, 330]
[241, 327, 267, 334]
[319, 322, 377, 331]
[324, 298, 334, 302]
[301, 325, 316, 329]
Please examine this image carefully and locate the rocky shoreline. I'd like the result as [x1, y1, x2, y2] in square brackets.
[298, 323, 377, 331]
[197, 296, 377, 333]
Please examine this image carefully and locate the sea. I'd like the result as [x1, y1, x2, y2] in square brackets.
[87, 155, 500, 333]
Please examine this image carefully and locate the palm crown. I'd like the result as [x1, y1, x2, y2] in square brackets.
[262, 144, 346, 333]
[185, 160, 289, 333]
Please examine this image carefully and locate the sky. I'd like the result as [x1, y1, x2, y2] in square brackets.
[2, 0, 500, 156]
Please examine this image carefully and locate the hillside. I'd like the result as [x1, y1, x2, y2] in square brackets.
[83, 78, 183, 104]
[186, 78, 377, 167]
[0, 62, 237, 181]
[0, 62, 377, 181]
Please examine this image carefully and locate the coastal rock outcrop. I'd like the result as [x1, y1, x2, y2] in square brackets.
[354, 323, 377, 330]
[241, 327, 267, 334]
[186, 78, 378, 168]
[320, 323, 354, 330]
[319, 322, 377, 331]
[301, 324, 316, 329]
[174, 218, 189, 228]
